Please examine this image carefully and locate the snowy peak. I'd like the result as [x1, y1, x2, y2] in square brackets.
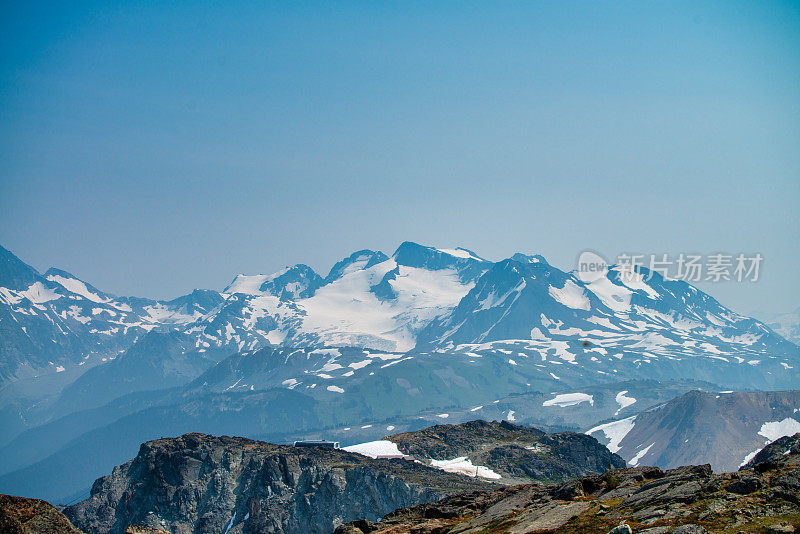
[1, 242, 799, 388]
[324, 249, 389, 284]
[417, 257, 591, 347]
[509, 252, 549, 265]
[393, 241, 489, 282]
[224, 264, 323, 300]
[258, 264, 322, 300]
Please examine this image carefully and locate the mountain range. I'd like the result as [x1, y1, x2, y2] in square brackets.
[1, 242, 799, 503]
[2, 242, 797, 387]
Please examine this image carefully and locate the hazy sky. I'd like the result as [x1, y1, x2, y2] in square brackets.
[1, 1, 798, 314]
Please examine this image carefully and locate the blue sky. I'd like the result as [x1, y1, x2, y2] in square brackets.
[1, 1, 798, 313]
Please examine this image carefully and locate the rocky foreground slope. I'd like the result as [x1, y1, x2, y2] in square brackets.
[0, 493, 81, 534]
[336, 433, 800, 534]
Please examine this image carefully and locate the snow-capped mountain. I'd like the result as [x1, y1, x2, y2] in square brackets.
[1, 242, 798, 390]
[0, 245, 225, 381]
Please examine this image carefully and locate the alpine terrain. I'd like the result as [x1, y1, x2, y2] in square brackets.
[1, 242, 799, 505]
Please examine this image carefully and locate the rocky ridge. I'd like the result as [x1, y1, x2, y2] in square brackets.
[386, 420, 625, 484]
[336, 433, 800, 534]
[63, 433, 492, 534]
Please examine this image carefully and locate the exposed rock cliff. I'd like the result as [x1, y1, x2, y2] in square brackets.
[742, 432, 800, 471]
[63, 433, 491, 534]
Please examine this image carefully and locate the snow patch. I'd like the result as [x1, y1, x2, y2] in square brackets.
[548, 280, 590, 311]
[628, 442, 655, 466]
[344, 440, 402, 458]
[586, 416, 636, 454]
[614, 391, 636, 416]
[429, 457, 502, 480]
[759, 418, 800, 442]
[543, 393, 594, 408]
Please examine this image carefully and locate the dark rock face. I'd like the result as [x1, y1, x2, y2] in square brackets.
[727, 475, 761, 494]
[337, 443, 800, 533]
[387, 420, 625, 484]
[742, 432, 800, 471]
[0, 493, 82, 534]
[63, 433, 491, 534]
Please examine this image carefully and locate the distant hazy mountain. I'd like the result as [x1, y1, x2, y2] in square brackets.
[586, 389, 800, 472]
[752, 306, 800, 345]
[0, 245, 225, 382]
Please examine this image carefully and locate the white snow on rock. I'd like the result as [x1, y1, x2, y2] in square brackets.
[297, 261, 472, 352]
[437, 248, 484, 261]
[429, 457, 502, 479]
[628, 442, 655, 467]
[615, 268, 660, 299]
[144, 303, 199, 325]
[47, 274, 108, 303]
[224, 271, 285, 295]
[542, 392, 594, 408]
[584, 274, 633, 312]
[614, 390, 637, 415]
[759, 417, 800, 441]
[343, 440, 403, 458]
[739, 449, 761, 468]
[586, 416, 637, 454]
[326, 385, 345, 393]
[22, 282, 61, 304]
[548, 280, 590, 311]
[742, 417, 800, 466]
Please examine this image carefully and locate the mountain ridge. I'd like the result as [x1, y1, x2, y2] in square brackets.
[2, 241, 796, 385]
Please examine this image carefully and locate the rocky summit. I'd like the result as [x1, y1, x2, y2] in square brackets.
[336, 433, 800, 534]
[60, 421, 624, 534]
[62, 433, 492, 534]
[386, 420, 625, 484]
